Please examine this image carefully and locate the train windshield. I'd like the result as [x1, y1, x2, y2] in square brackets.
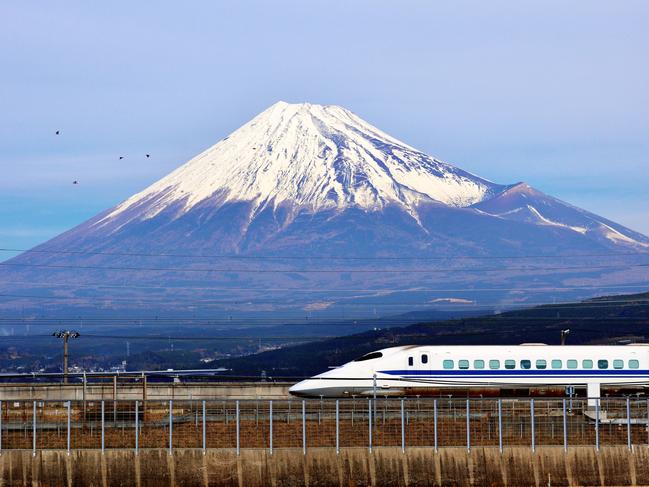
[353, 352, 383, 362]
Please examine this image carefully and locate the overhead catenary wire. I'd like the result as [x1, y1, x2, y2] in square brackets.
[0, 334, 419, 342]
[0, 280, 647, 294]
[0, 326, 642, 342]
[1, 261, 648, 273]
[3, 299, 649, 317]
[2, 247, 649, 261]
[1, 292, 649, 309]
[1, 316, 649, 325]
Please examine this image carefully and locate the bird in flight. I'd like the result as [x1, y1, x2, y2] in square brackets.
[119, 156, 124, 160]
[55, 130, 60, 135]
[146, 154, 150, 158]
[73, 181, 78, 185]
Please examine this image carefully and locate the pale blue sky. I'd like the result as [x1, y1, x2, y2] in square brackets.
[1, 1, 648, 259]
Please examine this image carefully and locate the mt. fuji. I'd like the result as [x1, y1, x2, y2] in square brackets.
[102, 101, 502, 224]
[2, 102, 648, 320]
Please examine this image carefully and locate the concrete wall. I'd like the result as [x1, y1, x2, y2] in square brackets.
[1, 446, 648, 486]
[0, 382, 291, 401]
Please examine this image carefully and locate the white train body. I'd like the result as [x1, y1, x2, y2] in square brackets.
[289, 344, 649, 401]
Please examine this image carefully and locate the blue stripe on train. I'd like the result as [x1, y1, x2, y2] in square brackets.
[379, 369, 649, 377]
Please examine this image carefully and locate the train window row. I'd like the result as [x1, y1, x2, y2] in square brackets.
[411, 356, 640, 370]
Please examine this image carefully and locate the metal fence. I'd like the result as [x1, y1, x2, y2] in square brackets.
[0, 397, 647, 453]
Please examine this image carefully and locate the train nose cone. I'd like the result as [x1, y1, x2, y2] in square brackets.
[288, 380, 313, 397]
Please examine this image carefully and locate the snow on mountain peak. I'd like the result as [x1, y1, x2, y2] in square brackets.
[100, 101, 502, 225]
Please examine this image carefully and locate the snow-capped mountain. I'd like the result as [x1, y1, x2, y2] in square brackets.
[98, 101, 503, 234]
[1, 102, 648, 319]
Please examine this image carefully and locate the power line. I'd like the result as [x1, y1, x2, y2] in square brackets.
[1, 261, 648, 273]
[1, 327, 647, 342]
[1, 316, 649, 325]
[3, 247, 648, 261]
[1, 280, 646, 294]
[0, 335, 413, 343]
[1, 292, 649, 309]
[3, 299, 649, 316]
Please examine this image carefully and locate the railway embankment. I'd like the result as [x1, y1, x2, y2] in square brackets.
[1, 446, 648, 486]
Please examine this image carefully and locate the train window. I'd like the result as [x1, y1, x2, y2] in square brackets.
[567, 359, 578, 369]
[613, 359, 623, 369]
[489, 360, 500, 369]
[474, 360, 485, 369]
[520, 360, 531, 369]
[597, 359, 608, 369]
[443, 359, 454, 369]
[536, 359, 547, 369]
[582, 360, 593, 369]
[408, 356, 414, 367]
[421, 354, 428, 364]
[354, 352, 383, 362]
[505, 360, 515, 369]
[551, 359, 562, 369]
[629, 359, 639, 369]
[458, 360, 469, 369]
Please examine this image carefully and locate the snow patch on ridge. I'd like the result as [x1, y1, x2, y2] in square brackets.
[599, 222, 649, 247]
[525, 206, 588, 234]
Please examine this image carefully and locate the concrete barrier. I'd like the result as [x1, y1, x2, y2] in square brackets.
[0, 382, 292, 401]
[1, 446, 648, 486]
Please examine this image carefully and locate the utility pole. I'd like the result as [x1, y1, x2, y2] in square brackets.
[52, 330, 80, 383]
[560, 329, 570, 345]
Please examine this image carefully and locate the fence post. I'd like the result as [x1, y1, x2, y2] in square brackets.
[67, 401, 71, 454]
[101, 400, 105, 453]
[269, 400, 273, 455]
[0, 400, 2, 454]
[202, 400, 206, 454]
[401, 399, 405, 453]
[433, 399, 438, 452]
[498, 399, 503, 453]
[168, 400, 173, 455]
[32, 401, 36, 456]
[135, 401, 139, 455]
[562, 398, 568, 452]
[302, 400, 306, 455]
[335, 399, 340, 455]
[466, 399, 471, 452]
[236, 400, 240, 455]
[368, 399, 372, 454]
[595, 399, 600, 452]
[113, 376, 117, 423]
[627, 397, 632, 451]
[530, 399, 536, 452]
[82, 373, 87, 422]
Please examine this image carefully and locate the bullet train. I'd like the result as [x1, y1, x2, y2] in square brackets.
[289, 344, 649, 401]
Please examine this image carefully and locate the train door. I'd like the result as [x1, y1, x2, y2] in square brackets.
[418, 351, 430, 372]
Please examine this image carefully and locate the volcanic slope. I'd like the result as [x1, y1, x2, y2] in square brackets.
[2, 102, 648, 318]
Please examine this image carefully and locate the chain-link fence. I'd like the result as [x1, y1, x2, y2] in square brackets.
[1, 397, 647, 453]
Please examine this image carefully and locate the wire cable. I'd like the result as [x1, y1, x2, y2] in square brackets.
[1, 280, 647, 294]
[3, 247, 649, 261]
[1, 261, 648, 273]
[2, 293, 649, 309]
